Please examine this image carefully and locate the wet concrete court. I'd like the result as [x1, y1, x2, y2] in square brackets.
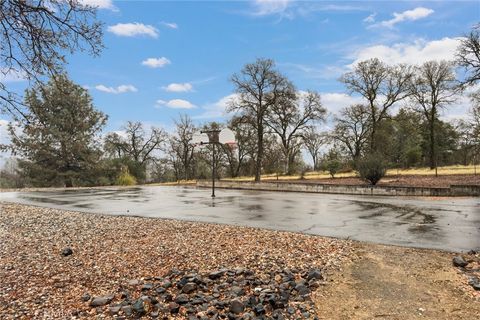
[1, 186, 479, 252]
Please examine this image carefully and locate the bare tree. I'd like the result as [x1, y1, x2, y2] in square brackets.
[0, 0, 103, 117]
[104, 122, 166, 165]
[222, 116, 256, 178]
[470, 91, 480, 133]
[331, 104, 371, 163]
[468, 92, 480, 167]
[169, 114, 196, 181]
[266, 91, 326, 174]
[409, 61, 457, 169]
[229, 58, 294, 181]
[456, 24, 480, 87]
[455, 119, 475, 166]
[340, 58, 413, 151]
[302, 127, 325, 171]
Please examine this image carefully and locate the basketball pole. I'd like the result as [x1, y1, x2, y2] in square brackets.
[196, 128, 235, 199]
[212, 142, 216, 198]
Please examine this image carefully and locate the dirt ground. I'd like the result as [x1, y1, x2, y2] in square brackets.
[283, 174, 480, 188]
[314, 242, 480, 320]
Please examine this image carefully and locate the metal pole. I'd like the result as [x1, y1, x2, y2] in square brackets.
[212, 142, 216, 198]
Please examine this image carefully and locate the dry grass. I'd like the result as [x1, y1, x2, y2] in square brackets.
[224, 164, 480, 182]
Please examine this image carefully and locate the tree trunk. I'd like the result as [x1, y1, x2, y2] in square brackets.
[370, 121, 377, 152]
[65, 176, 73, 188]
[255, 124, 263, 182]
[429, 114, 436, 170]
[284, 149, 289, 175]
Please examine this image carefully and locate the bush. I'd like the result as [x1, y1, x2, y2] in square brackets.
[327, 160, 342, 178]
[357, 154, 387, 185]
[116, 171, 137, 186]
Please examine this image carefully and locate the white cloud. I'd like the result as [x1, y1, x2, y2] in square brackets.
[350, 37, 462, 67]
[162, 83, 193, 92]
[252, 0, 291, 16]
[0, 69, 27, 82]
[162, 22, 178, 29]
[78, 0, 117, 11]
[141, 57, 171, 68]
[95, 84, 138, 94]
[363, 12, 376, 23]
[321, 93, 364, 116]
[194, 94, 239, 119]
[375, 7, 434, 28]
[107, 23, 159, 38]
[156, 99, 196, 109]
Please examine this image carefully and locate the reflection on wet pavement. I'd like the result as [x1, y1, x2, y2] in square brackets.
[1, 186, 479, 252]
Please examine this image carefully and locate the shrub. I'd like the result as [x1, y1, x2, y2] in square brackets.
[116, 171, 137, 186]
[327, 160, 342, 178]
[357, 154, 387, 185]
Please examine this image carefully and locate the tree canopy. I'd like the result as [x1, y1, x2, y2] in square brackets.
[8, 74, 107, 187]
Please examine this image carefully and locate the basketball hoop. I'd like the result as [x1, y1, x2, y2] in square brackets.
[191, 128, 237, 198]
[192, 132, 209, 145]
[218, 128, 236, 145]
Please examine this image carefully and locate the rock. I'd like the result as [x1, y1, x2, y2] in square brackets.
[141, 283, 153, 291]
[209, 270, 224, 280]
[175, 294, 189, 304]
[161, 279, 172, 288]
[453, 255, 468, 267]
[307, 269, 322, 281]
[229, 299, 244, 314]
[109, 305, 121, 315]
[177, 277, 189, 289]
[164, 293, 173, 302]
[295, 284, 310, 296]
[89, 295, 114, 307]
[191, 298, 204, 305]
[468, 277, 480, 290]
[81, 293, 90, 302]
[253, 304, 265, 315]
[132, 299, 146, 315]
[182, 282, 197, 294]
[121, 305, 133, 316]
[169, 302, 180, 314]
[230, 286, 244, 296]
[61, 247, 73, 257]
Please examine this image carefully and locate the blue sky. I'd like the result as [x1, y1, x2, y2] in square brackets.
[1, 0, 480, 137]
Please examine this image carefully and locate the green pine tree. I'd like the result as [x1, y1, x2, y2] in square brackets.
[8, 75, 107, 187]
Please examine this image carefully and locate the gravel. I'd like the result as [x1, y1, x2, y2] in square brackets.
[0, 202, 352, 319]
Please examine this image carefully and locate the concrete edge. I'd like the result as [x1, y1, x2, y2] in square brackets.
[197, 180, 480, 197]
